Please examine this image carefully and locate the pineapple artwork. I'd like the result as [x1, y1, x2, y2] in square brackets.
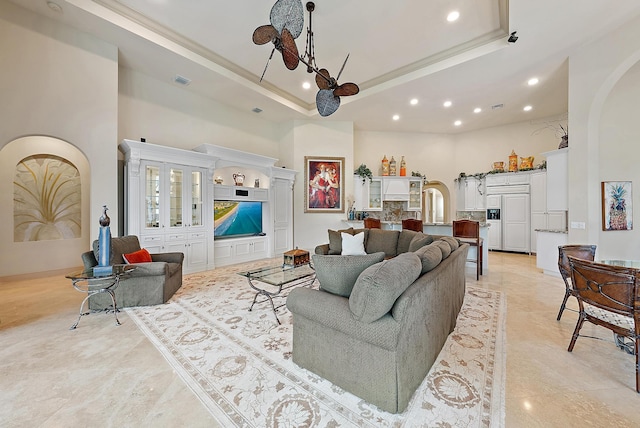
[602, 181, 633, 231]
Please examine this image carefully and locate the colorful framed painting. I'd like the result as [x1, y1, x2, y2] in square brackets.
[601, 181, 633, 231]
[304, 156, 345, 213]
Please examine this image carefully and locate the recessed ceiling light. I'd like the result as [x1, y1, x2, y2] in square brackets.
[454, 120, 462, 126]
[410, 98, 419, 106]
[302, 81, 311, 90]
[443, 100, 452, 108]
[528, 77, 539, 86]
[392, 115, 400, 121]
[447, 11, 460, 22]
[474, 107, 482, 113]
[523, 105, 533, 111]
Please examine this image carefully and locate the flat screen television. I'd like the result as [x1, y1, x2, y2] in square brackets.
[214, 200, 263, 239]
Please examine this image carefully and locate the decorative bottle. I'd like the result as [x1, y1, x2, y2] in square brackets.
[381, 155, 389, 176]
[508, 150, 518, 172]
[399, 156, 406, 176]
[389, 156, 397, 176]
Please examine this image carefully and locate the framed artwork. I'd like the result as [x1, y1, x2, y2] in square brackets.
[601, 181, 633, 231]
[304, 156, 345, 213]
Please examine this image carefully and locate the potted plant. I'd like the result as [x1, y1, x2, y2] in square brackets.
[354, 164, 373, 183]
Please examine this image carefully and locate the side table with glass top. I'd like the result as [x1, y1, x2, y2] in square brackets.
[238, 263, 316, 325]
[65, 264, 136, 330]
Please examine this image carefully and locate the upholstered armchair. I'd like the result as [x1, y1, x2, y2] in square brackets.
[81, 235, 184, 310]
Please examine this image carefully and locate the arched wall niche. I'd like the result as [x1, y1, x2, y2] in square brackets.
[422, 181, 451, 224]
[0, 136, 90, 277]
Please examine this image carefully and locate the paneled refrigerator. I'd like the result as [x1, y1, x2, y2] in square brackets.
[486, 184, 530, 252]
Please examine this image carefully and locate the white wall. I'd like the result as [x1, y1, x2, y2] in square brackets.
[0, 1, 117, 276]
[292, 121, 354, 252]
[568, 13, 640, 259]
[118, 68, 283, 159]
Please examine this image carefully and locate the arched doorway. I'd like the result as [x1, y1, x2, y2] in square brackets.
[422, 181, 451, 224]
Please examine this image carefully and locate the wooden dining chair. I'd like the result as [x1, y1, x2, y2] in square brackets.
[556, 244, 597, 321]
[363, 218, 381, 229]
[567, 256, 640, 393]
[401, 218, 423, 232]
[452, 220, 482, 280]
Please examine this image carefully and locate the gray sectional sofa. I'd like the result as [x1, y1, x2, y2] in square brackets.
[287, 230, 468, 413]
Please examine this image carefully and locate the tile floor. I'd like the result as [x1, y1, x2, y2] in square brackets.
[1, 252, 639, 427]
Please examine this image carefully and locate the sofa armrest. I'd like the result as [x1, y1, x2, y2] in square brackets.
[287, 288, 400, 350]
[151, 252, 184, 264]
[314, 244, 330, 255]
[125, 262, 170, 276]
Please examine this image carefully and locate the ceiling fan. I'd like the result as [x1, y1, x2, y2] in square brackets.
[252, 1, 359, 117]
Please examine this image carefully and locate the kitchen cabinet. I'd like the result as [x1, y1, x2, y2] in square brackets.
[456, 177, 485, 211]
[485, 172, 530, 187]
[543, 148, 568, 211]
[353, 176, 383, 211]
[530, 171, 567, 252]
[408, 178, 422, 211]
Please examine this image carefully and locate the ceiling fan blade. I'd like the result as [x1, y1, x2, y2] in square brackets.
[270, 0, 304, 39]
[334, 82, 359, 97]
[316, 89, 340, 117]
[315, 68, 332, 90]
[259, 48, 276, 82]
[253, 25, 278, 45]
[335, 53, 350, 81]
[280, 28, 299, 70]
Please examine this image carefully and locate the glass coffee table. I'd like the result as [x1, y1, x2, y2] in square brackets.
[238, 263, 316, 324]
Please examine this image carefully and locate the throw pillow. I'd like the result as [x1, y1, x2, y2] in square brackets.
[433, 240, 452, 259]
[328, 228, 354, 255]
[349, 252, 422, 323]
[397, 230, 420, 254]
[341, 232, 367, 255]
[365, 229, 400, 258]
[408, 233, 434, 252]
[313, 252, 386, 297]
[122, 248, 152, 264]
[415, 244, 443, 274]
[440, 236, 460, 251]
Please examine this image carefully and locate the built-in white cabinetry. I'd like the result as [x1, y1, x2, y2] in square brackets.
[543, 148, 568, 211]
[485, 173, 530, 186]
[214, 185, 269, 201]
[408, 178, 422, 211]
[214, 236, 268, 266]
[457, 177, 485, 211]
[353, 176, 382, 211]
[382, 177, 410, 201]
[121, 141, 216, 274]
[530, 171, 567, 252]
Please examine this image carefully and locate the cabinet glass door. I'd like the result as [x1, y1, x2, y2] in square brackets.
[368, 179, 382, 209]
[191, 170, 202, 227]
[169, 168, 183, 227]
[408, 179, 422, 210]
[145, 165, 161, 228]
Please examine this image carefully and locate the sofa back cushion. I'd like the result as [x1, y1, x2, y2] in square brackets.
[433, 240, 452, 259]
[313, 252, 386, 297]
[93, 235, 142, 265]
[397, 230, 420, 254]
[414, 243, 443, 274]
[349, 252, 422, 323]
[440, 236, 460, 252]
[365, 229, 400, 258]
[408, 233, 434, 252]
[328, 227, 354, 255]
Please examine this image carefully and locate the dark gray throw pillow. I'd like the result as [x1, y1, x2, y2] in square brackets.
[408, 233, 434, 252]
[313, 252, 385, 297]
[328, 227, 354, 255]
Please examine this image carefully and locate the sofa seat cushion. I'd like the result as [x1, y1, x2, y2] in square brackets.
[328, 227, 354, 255]
[313, 252, 386, 297]
[365, 229, 400, 258]
[415, 244, 443, 274]
[349, 252, 422, 323]
[408, 233, 434, 252]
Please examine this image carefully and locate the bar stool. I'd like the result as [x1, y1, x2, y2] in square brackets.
[453, 220, 483, 280]
[402, 218, 423, 232]
[364, 218, 381, 229]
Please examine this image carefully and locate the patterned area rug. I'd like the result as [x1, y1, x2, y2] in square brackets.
[126, 260, 506, 427]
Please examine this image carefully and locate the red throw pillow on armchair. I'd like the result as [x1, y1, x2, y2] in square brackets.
[122, 248, 152, 264]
